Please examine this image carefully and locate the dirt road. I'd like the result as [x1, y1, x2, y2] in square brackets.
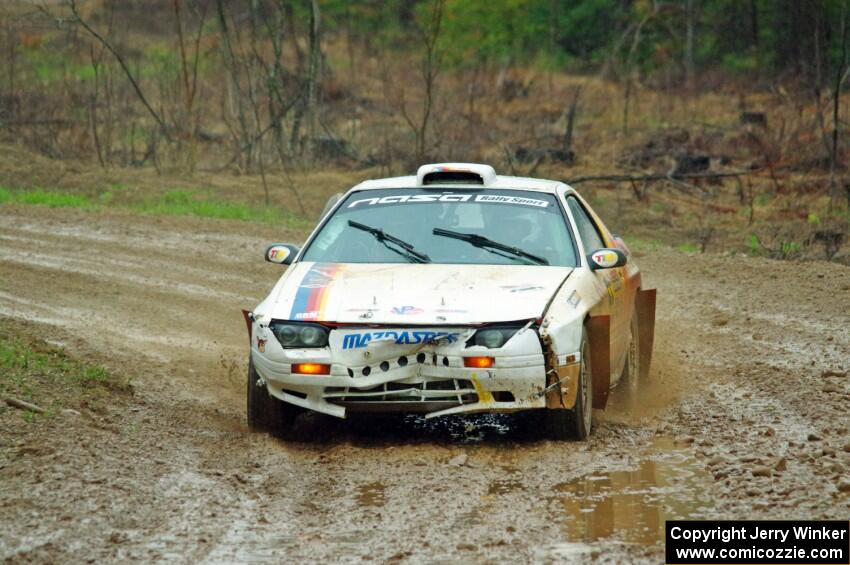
[1, 205, 848, 564]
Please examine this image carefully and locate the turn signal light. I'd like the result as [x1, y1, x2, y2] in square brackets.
[463, 356, 495, 369]
[291, 363, 331, 375]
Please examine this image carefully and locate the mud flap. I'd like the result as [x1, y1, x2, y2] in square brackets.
[635, 289, 656, 381]
[241, 309, 253, 344]
[586, 315, 611, 409]
[545, 363, 580, 410]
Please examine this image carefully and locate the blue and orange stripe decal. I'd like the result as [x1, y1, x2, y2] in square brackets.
[289, 263, 345, 321]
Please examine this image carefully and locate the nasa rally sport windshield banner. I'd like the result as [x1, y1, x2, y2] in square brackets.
[345, 191, 552, 209]
[665, 520, 849, 564]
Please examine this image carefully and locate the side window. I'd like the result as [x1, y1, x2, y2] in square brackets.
[566, 197, 606, 253]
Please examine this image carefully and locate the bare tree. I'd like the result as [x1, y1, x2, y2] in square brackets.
[609, 5, 657, 135]
[305, 0, 321, 144]
[563, 86, 582, 154]
[829, 5, 849, 203]
[684, 0, 698, 91]
[213, 0, 307, 213]
[290, 0, 322, 157]
[87, 42, 106, 167]
[401, 0, 446, 163]
[65, 0, 169, 138]
[170, 0, 209, 170]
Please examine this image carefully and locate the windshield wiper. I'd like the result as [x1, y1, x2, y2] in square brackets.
[348, 220, 431, 263]
[432, 227, 549, 266]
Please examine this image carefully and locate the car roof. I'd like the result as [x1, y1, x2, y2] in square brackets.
[350, 163, 574, 195]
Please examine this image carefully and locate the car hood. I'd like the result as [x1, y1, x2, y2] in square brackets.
[267, 262, 573, 325]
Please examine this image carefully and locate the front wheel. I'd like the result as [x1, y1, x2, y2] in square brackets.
[546, 328, 593, 441]
[247, 358, 297, 434]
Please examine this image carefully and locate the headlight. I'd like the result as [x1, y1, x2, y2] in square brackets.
[269, 321, 329, 348]
[299, 325, 324, 347]
[470, 326, 522, 349]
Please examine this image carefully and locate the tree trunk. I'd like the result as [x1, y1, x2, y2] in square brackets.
[684, 0, 696, 90]
[829, 7, 848, 201]
[305, 0, 321, 147]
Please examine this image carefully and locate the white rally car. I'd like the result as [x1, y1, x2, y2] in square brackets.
[244, 164, 656, 440]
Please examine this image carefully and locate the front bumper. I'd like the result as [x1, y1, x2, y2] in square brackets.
[251, 325, 560, 419]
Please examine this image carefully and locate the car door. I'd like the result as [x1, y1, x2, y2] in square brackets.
[565, 196, 629, 380]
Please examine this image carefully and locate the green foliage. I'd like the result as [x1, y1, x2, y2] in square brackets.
[780, 240, 801, 258]
[431, 0, 635, 69]
[746, 233, 802, 260]
[319, 0, 850, 81]
[753, 193, 773, 207]
[141, 47, 182, 81]
[650, 202, 667, 214]
[807, 212, 821, 225]
[677, 243, 700, 254]
[322, 0, 412, 49]
[438, 0, 544, 67]
[721, 53, 759, 75]
[746, 234, 762, 256]
[7, 0, 850, 118]
[22, 45, 96, 84]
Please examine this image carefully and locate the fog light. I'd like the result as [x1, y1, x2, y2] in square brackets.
[291, 363, 330, 375]
[463, 356, 494, 369]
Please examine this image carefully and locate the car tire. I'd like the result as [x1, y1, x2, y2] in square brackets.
[546, 327, 593, 441]
[620, 307, 640, 393]
[247, 358, 297, 434]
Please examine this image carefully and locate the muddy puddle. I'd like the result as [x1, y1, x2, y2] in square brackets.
[355, 482, 386, 508]
[542, 438, 714, 554]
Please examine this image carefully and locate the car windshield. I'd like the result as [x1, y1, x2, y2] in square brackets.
[301, 188, 578, 267]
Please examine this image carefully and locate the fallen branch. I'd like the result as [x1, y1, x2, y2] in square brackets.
[662, 164, 708, 195]
[4, 397, 46, 414]
[566, 169, 760, 185]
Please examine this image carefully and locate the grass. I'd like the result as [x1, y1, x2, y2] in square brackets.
[625, 236, 665, 253]
[0, 339, 109, 385]
[0, 187, 93, 208]
[676, 243, 700, 254]
[0, 326, 126, 421]
[130, 190, 291, 223]
[0, 186, 309, 228]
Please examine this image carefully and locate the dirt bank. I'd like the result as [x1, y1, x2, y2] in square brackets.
[1, 204, 848, 564]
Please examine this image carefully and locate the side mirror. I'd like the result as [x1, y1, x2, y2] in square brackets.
[588, 248, 627, 270]
[265, 243, 300, 265]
